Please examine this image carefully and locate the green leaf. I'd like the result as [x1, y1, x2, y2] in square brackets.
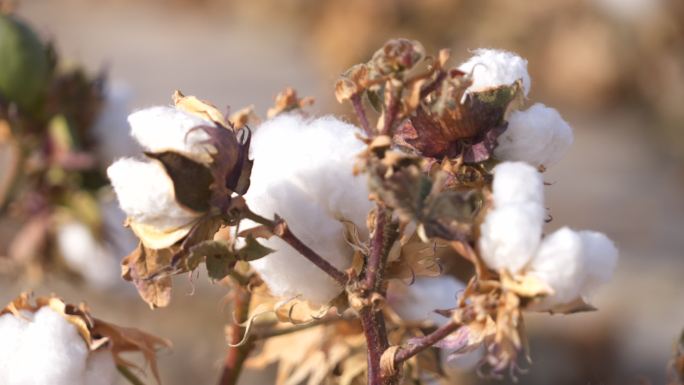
[237, 235, 274, 262]
[189, 240, 235, 280]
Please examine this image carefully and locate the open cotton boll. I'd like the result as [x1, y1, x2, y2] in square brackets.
[245, 114, 371, 304]
[458, 49, 531, 96]
[479, 202, 545, 273]
[107, 157, 199, 231]
[386, 276, 464, 326]
[495, 103, 574, 168]
[528, 227, 586, 308]
[128, 106, 215, 163]
[56, 221, 122, 289]
[578, 230, 618, 297]
[0, 307, 116, 385]
[491, 161, 544, 207]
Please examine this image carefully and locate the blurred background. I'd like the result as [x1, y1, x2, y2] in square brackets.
[1, 0, 683, 384]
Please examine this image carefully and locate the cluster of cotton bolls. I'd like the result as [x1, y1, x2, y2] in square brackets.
[0, 307, 116, 385]
[464, 49, 618, 309]
[458, 49, 574, 170]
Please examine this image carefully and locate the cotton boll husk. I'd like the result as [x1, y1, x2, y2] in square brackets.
[495, 103, 573, 168]
[128, 106, 214, 163]
[578, 230, 618, 297]
[91, 82, 139, 165]
[458, 49, 531, 96]
[386, 276, 464, 326]
[478, 202, 544, 273]
[56, 221, 121, 289]
[245, 114, 372, 304]
[0, 307, 116, 385]
[528, 227, 586, 309]
[107, 157, 199, 231]
[491, 161, 544, 207]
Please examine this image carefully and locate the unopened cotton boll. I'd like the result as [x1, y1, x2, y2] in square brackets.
[386, 276, 464, 326]
[495, 103, 574, 168]
[0, 307, 116, 385]
[107, 157, 199, 231]
[245, 114, 372, 304]
[458, 49, 531, 96]
[578, 230, 618, 296]
[491, 161, 544, 207]
[478, 202, 545, 273]
[528, 227, 586, 308]
[128, 106, 215, 163]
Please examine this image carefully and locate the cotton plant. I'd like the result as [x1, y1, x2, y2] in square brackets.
[0, 293, 169, 385]
[100, 39, 618, 385]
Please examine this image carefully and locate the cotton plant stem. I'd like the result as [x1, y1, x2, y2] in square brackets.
[360, 307, 391, 385]
[393, 320, 461, 365]
[364, 204, 388, 292]
[244, 208, 347, 286]
[218, 287, 253, 385]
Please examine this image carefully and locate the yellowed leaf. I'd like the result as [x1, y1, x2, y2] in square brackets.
[172, 90, 227, 126]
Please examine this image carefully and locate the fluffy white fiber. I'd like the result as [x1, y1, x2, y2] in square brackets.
[491, 161, 544, 207]
[0, 307, 116, 385]
[107, 157, 199, 231]
[478, 162, 618, 308]
[245, 114, 372, 304]
[128, 106, 215, 164]
[387, 276, 464, 326]
[494, 103, 574, 168]
[458, 49, 531, 96]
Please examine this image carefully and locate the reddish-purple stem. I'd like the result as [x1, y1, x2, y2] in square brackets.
[351, 93, 372, 136]
[393, 320, 461, 365]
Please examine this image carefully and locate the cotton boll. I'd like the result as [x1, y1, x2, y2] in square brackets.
[245, 114, 372, 304]
[491, 161, 544, 207]
[0, 307, 116, 385]
[528, 227, 586, 308]
[441, 344, 485, 375]
[478, 203, 544, 273]
[128, 106, 215, 163]
[386, 276, 464, 326]
[83, 350, 117, 385]
[107, 157, 199, 231]
[91, 82, 139, 165]
[458, 49, 531, 96]
[578, 230, 618, 297]
[495, 104, 573, 168]
[56, 221, 121, 289]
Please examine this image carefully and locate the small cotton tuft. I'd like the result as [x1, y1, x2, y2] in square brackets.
[245, 114, 372, 304]
[494, 103, 574, 168]
[128, 106, 214, 163]
[386, 276, 464, 326]
[491, 161, 544, 207]
[578, 230, 618, 296]
[478, 203, 545, 273]
[0, 307, 116, 385]
[107, 157, 198, 231]
[528, 227, 586, 307]
[458, 49, 531, 96]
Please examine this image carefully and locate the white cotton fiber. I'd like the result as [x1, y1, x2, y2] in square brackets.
[0, 307, 116, 385]
[491, 161, 544, 207]
[494, 103, 574, 168]
[245, 114, 372, 304]
[458, 49, 531, 96]
[128, 106, 215, 164]
[107, 157, 199, 231]
[386, 276, 464, 326]
[528, 227, 586, 308]
[56, 221, 122, 289]
[478, 202, 544, 273]
[578, 230, 618, 297]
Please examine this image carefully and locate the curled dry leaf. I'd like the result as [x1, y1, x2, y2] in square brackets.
[1, 293, 170, 384]
[267, 87, 314, 119]
[172, 89, 227, 127]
